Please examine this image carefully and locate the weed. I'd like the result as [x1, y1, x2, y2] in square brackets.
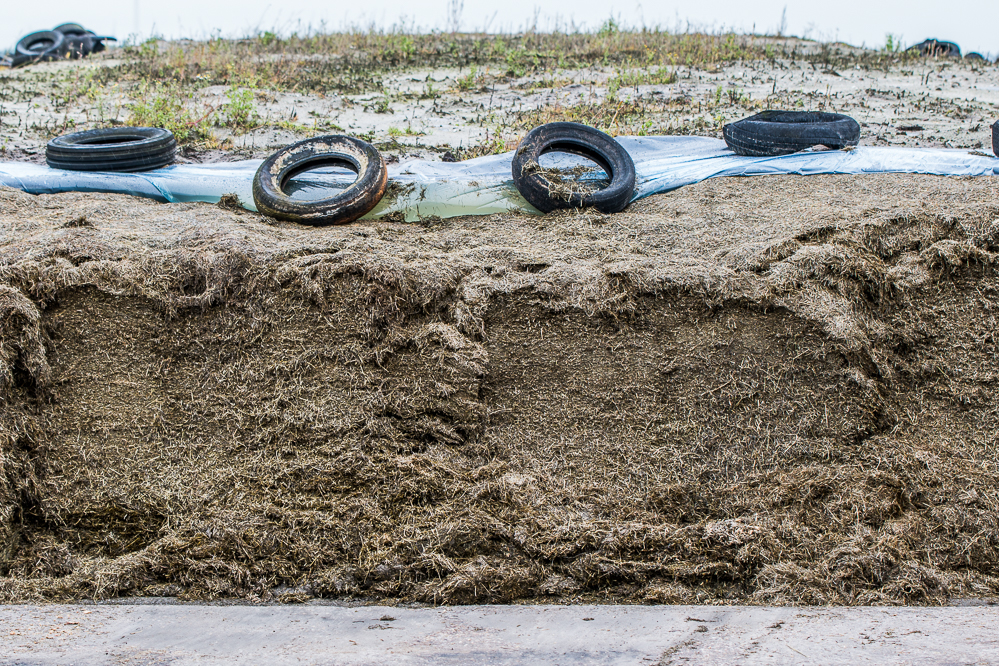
[456, 66, 484, 92]
[220, 88, 260, 132]
[388, 126, 423, 137]
[598, 18, 620, 38]
[421, 80, 439, 99]
[444, 133, 507, 161]
[126, 82, 215, 144]
[369, 98, 393, 114]
[87, 30, 770, 97]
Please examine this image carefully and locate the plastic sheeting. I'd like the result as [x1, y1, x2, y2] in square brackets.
[1, 136, 996, 220]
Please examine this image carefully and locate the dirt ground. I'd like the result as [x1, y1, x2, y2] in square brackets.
[1, 170, 997, 605]
[1, 36, 997, 164]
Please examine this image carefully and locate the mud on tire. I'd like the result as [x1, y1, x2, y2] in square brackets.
[252, 135, 388, 226]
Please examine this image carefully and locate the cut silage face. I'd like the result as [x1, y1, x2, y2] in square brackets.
[0, 171, 998, 604]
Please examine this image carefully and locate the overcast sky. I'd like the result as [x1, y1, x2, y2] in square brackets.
[2, 0, 995, 60]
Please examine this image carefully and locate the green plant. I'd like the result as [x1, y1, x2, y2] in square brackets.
[598, 18, 620, 38]
[456, 66, 482, 92]
[727, 88, 746, 105]
[127, 82, 215, 144]
[370, 98, 393, 114]
[388, 126, 423, 137]
[221, 88, 260, 132]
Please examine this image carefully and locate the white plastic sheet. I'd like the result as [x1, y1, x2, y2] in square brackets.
[1, 137, 996, 220]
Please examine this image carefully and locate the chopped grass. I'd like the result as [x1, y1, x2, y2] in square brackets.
[1, 174, 998, 604]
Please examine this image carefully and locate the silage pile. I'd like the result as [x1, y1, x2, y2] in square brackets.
[1, 174, 998, 605]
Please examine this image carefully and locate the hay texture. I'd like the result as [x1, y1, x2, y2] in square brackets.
[1, 174, 998, 605]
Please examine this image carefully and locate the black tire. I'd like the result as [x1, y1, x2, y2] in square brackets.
[13, 31, 65, 66]
[993, 120, 999, 158]
[53, 23, 88, 35]
[511, 122, 636, 214]
[46, 127, 177, 172]
[723, 111, 861, 157]
[906, 39, 961, 58]
[53, 24, 97, 58]
[252, 135, 388, 225]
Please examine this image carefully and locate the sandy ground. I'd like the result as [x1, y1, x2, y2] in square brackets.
[2, 602, 998, 665]
[0, 38, 997, 164]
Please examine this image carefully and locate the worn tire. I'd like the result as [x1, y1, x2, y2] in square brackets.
[907, 39, 961, 58]
[252, 136, 388, 225]
[511, 122, 636, 213]
[723, 111, 861, 157]
[993, 120, 999, 157]
[53, 24, 106, 57]
[53, 23, 88, 35]
[13, 31, 65, 66]
[46, 127, 177, 172]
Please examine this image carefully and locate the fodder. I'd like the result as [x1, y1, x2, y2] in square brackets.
[1, 173, 997, 605]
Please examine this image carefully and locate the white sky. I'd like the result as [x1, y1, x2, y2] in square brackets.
[2, 0, 996, 60]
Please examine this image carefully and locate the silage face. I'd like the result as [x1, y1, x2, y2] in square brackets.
[0, 175, 997, 604]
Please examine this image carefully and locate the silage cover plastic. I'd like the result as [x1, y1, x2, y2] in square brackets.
[0, 136, 996, 220]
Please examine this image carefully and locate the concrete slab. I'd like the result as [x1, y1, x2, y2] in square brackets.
[2, 603, 998, 665]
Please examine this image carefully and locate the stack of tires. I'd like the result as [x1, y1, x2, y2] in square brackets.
[8, 23, 115, 67]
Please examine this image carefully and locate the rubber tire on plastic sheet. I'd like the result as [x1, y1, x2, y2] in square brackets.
[13, 31, 65, 67]
[723, 111, 861, 157]
[46, 127, 177, 172]
[252, 135, 388, 225]
[993, 120, 999, 157]
[511, 122, 636, 213]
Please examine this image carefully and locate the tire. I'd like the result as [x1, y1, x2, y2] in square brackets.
[723, 111, 861, 157]
[906, 39, 961, 58]
[993, 120, 999, 158]
[46, 127, 177, 172]
[511, 122, 636, 213]
[53, 23, 88, 35]
[53, 24, 99, 58]
[252, 135, 388, 225]
[13, 31, 65, 66]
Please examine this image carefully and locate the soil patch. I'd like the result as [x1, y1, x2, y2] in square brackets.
[1, 173, 998, 604]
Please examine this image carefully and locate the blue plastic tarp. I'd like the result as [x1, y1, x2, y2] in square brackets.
[1, 137, 996, 220]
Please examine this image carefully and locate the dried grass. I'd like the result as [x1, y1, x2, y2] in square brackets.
[0, 173, 998, 605]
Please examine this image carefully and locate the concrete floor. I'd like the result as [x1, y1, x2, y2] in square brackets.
[2, 603, 998, 665]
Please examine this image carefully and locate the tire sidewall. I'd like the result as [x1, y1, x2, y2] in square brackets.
[46, 127, 177, 172]
[252, 136, 388, 225]
[16, 31, 66, 58]
[512, 122, 636, 214]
